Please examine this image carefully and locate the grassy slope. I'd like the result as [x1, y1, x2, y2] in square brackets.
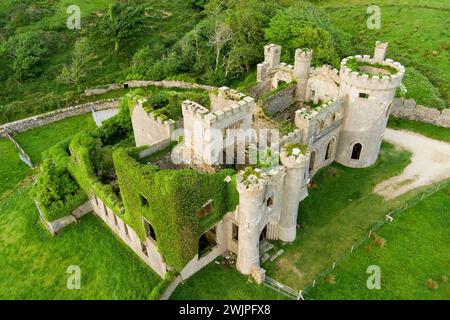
[0, 0, 201, 123]
[388, 117, 450, 143]
[305, 185, 450, 300]
[13, 113, 96, 164]
[316, 0, 450, 108]
[0, 139, 31, 197]
[0, 185, 160, 299]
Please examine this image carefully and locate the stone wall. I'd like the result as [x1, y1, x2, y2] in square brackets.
[91, 195, 168, 278]
[0, 99, 119, 136]
[263, 85, 296, 115]
[84, 80, 216, 96]
[391, 98, 450, 128]
[131, 102, 175, 148]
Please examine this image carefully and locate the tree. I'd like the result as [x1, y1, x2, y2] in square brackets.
[4, 31, 48, 81]
[57, 38, 91, 91]
[265, 3, 349, 67]
[94, 3, 145, 53]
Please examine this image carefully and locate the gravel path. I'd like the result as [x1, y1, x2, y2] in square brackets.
[374, 128, 450, 200]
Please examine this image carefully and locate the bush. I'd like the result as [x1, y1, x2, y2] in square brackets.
[33, 139, 87, 221]
[264, 3, 349, 67]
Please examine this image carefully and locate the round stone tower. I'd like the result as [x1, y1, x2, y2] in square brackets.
[279, 146, 309, 242]
[294, 49, 313, 102]
[236, 170, 265, 275]
[336, 47, 405, 168]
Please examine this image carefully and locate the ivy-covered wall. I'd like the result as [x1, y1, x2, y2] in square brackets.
[113, 148, 238, 272]
[33, 138, 87, 222]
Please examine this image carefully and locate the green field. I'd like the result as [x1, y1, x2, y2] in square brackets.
[305, 185, 450, 300]
[317, 0, 450, 109]
[171, 263, 284, 300]
[0, 186, 161, 299]
[13, 113, 96, 164]
[0, 139, 31, 197]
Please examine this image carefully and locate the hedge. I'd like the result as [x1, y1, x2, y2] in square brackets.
[113, 148, 238, 272]
[33, 138, 87, 222]
[67, 95, 135, 216]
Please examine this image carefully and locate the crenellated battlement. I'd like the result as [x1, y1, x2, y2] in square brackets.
[183, 87, 255, 126]
[295, 98, 343, 122]
[295, 48, 313, 61]
[279, 129, 302, 146]
[340, 55, 405, 90]
[138, 100, 176, 126]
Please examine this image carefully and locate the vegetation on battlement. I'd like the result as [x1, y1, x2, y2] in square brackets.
[345, 57, 399, 77]
[140, 89, 211, 121]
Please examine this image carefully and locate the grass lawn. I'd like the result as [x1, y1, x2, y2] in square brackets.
[171, 262, 285, 300]
[13, 113, 96, 164]
[388, 117, 450, 143]
[262, 143, 414, 289]
[305, 185, 450, 300]
[317, 0, 450, 109]
[0, 185, 161, 299]
[0, 139, 32, 197]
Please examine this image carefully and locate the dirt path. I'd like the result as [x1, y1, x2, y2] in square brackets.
[374, 128, 450, 200]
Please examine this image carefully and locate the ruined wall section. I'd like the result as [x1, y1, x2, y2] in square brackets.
[131, 100, 175, 148]
[295, 99, 344, 176]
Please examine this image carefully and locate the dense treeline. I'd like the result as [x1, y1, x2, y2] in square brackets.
[0, 0, 348, 123]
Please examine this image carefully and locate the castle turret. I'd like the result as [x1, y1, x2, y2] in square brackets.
[294, 49, 313, 102]
[336, 43, 405, 168]
[236, 170, 265, 275]
[278, 146, 309, 242]
[374, 41, 388, 63]
[264, 44, 281, 68]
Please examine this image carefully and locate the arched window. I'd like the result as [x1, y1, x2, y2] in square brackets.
[325, 138, 336, 160]
[309, 151, 316, 173]
[351, 143, 362, 160]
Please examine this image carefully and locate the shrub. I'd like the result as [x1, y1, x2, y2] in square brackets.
[33, 139, 87, 221]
